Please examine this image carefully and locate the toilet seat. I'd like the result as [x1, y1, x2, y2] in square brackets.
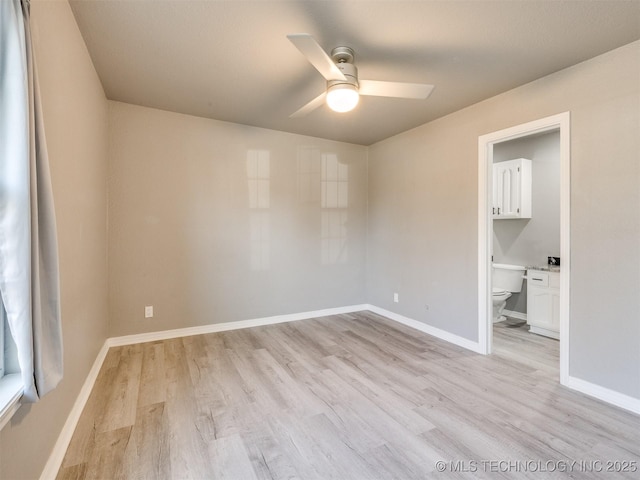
[492, 287, 508, 296]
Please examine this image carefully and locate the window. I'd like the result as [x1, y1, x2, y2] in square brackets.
[0, 301, 21, 430]
[0, 0, 26, 428]
[0, 308, 4, 378]
[1, 0, 63, 422]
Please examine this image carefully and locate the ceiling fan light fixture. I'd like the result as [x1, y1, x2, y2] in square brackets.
[326, 83, 360, 113]
[287, 34, 434, 118]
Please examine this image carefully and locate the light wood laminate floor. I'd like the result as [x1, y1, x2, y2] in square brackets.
[493, 318, 560, 376]
[57, 312, 640, 479]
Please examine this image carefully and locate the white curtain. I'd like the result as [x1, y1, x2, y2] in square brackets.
[0, 0, 63, 402]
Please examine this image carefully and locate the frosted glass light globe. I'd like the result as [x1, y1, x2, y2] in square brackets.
[326, 84, 359, 113]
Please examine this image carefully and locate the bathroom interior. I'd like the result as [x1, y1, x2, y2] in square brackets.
[491, 129, 561, 364]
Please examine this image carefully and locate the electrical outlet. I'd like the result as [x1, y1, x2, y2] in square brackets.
[393, 293, 399, 303]
[144, 305, 153, 318]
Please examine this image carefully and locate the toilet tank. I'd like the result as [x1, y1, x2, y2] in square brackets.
[493, 263, 525, 292]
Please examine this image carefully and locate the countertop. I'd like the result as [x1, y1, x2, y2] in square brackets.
[526, 265, 560, 272]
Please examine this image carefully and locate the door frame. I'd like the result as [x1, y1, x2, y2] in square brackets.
[477, 112, 570, 385]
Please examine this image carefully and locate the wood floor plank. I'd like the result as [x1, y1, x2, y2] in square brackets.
[298, 412, 383, 479]
[321, 353, 436, 435]
[124, 401, 170, 479]
[58, 348, 125, 471]
[95, 344, 143, 433]
[57, 311, 640, 479]
[137, 342, 166, 408]
[207, 434, 259, 480]
[55, 462, 87, 480]
[84, 426, 133, 480]
[261, 413, 344, 480]
[164, 338, 215, 480]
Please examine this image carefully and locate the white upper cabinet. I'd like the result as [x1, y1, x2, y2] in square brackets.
[493, 158, 532, 219]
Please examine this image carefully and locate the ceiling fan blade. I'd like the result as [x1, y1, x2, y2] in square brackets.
[290, 91, 327, 118]
[287, 34, 347, 82]
[359, 80, 435, 99]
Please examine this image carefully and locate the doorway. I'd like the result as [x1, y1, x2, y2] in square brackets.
[477, 112, 570, 386]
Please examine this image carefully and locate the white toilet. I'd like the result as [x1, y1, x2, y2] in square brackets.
[492, 263, 526, 323]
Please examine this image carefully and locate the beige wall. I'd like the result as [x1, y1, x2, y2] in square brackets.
[0, 1, 109, 478]
[108, 102, 368, 337]
[367, 41, 640, 398]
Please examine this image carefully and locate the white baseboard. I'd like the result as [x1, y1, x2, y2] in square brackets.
[365, 304, 484, 354]
[565, 375, 640, 415]
[107, 304, 369, 347]
[39, 340, 110, 480]
[502, 309, 527, 322]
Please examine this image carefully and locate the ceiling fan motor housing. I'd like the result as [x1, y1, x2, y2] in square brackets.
[327, 62, 359, 90]
[331, 46, 355, 64]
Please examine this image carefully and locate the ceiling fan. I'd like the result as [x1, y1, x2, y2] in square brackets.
[287, 33, 435, 118]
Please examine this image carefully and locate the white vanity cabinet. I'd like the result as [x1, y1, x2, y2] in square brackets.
[526, 269, 560, 339]
[493, 158, 532, 219]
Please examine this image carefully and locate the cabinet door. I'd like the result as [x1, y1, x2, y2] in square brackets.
[527, 285, 560, 333]
[500, 162, 520, 217]
[492, 169, 501, 217]
[493, 161, 521, 218]
[527, 286, 550, 327]
[493, 158, 532, 219]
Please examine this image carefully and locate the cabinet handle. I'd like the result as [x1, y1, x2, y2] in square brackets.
[531, 277, 544, 282]
[497, 207, 500, 215]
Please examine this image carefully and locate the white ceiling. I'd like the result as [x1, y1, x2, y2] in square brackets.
[69, 0, 640, 146]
